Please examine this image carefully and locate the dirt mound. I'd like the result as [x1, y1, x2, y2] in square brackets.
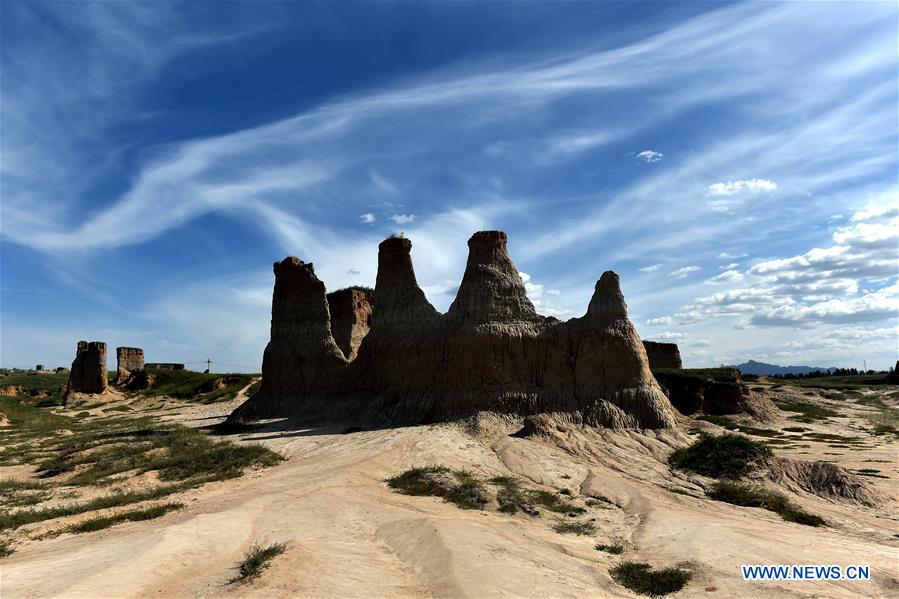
[767, 457, 883, 507]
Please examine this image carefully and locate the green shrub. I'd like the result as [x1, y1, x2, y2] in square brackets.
[707, 481, 825, 527]
[668, 433, 771, 479]
[229, 542, 288, 584]
[386, 466, 488, 510]
[595, 543, 624, 554]
[610, 562, 692, 596]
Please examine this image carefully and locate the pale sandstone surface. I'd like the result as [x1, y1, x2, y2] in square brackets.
[2, 384, 897, 599]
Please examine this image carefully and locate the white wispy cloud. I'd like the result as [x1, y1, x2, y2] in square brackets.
[2, 2, 896, 370]
[707, 178, 778, 197]
[705, 269, 744, 285]
[389, 214, 416, 225]
[639, 264, 663, 272]
[646, 316, 674, 326]
[519, 272, 570, 317]
[669, 266, 701, 278]
[648, 331, 688, 340]
[359, 213, 376, 224]
[635, 150, 664, 163]
[652, 203, 898, 328]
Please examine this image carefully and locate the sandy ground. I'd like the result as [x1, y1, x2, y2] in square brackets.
[1, 385, 897, 599]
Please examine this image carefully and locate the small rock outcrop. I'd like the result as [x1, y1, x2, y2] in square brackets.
[642, 341, 683, 369]
[113, 347, 145, 385]
[326, 288, 373, 361]
[66, 341, 108, 396]
[229, 231, 677, 429]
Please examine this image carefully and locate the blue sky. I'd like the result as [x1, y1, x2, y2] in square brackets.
[1, 1, 897, 372]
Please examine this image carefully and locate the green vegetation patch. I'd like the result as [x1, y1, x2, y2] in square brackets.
[595, 542, 624, 554]
[610, 562, 692, 596]
[707, 481, 825, 527]
[229, 542, 288, 584]
[64, 502, 183, 534]
[774, 399, 839, 422]
[771, 374, 892, 390]
[552, 519, 596, 535]
[138, 368, 256, 403]
[0, 371, 69, 407]
[853, 469, 888, 479]
[0, 481, 195, 530]
[35, 424, 282, 486]
[668, 434, 771, 479]
[386, 466, 488, 510]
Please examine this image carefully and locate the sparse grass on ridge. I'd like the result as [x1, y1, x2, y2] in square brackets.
[229, 542, 288, 584]
[707, 481, 825, 527]
[0, 481, 194, 531]
[0, 537, 14, 558]
[64, 502, 183, 534]
[595, 542, 624, 554]
[552, 519, 596, 535]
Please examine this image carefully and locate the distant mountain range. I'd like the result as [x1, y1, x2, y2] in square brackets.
[729, 360, 836, 376]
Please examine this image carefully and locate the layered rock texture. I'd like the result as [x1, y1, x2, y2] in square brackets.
[643, 341, 683, 369]
[229, 231, 677, 429]
[114, 347, 154, 390]
[66, 341, 108, 396]
[326, 288, 373, 361]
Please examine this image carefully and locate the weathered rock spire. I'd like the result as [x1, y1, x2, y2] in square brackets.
[587, 271, 628, 318]
[260, 257, 346, 395]
[373, 236, 438, 324]
[232, 231, 678, 430]
[66, 341, 108, 395]
[448, 231, 537, 323]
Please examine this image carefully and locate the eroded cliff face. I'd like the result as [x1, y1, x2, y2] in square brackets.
[326, 289, 373, 362]
[113, 347, 145, 386]
[66, 341, 108, 396]
[230, 232, 677, 429]
[643, 341, 683, 370]
[259, 258, 347, 397]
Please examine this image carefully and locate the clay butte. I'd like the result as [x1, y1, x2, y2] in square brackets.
[229, 231, 678, 429]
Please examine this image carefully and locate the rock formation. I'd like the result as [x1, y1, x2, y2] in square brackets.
[642, 341, 683, 369]
[888, 361, 899, 384]
[66, 341, 108, 396]
[229, 231, 677, 429]
[326, 288, 373, 361]
[113, 347, 154, 390]
[114, 347, 145, 384]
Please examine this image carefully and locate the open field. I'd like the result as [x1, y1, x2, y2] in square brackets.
[0, 373, 897, 598]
